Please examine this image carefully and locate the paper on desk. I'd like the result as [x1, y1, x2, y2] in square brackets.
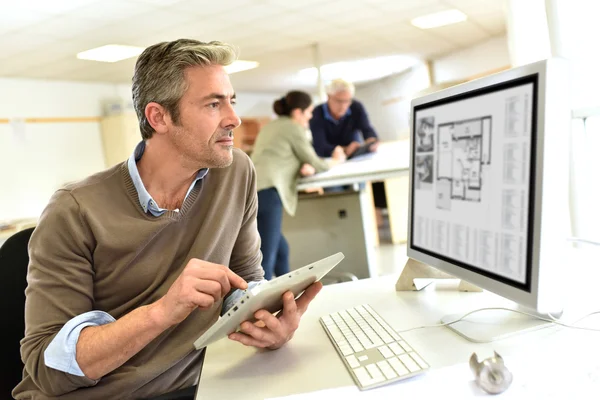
[266, 355, 600, 400]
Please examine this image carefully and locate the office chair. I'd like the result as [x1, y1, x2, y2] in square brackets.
[0, 227, 203, 400]
[0, 227, 34, 398]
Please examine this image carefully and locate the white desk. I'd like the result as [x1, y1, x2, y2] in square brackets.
[197, 247, 600, 399]
[282, 141, 410, 279]
[296, 140, 410, 191]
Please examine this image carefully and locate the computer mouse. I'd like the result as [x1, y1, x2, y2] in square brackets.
[469, 351, 513, 394]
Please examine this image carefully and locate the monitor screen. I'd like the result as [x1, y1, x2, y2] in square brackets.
[410, 74, 538, 292]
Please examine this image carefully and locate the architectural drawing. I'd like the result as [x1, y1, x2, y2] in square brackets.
[505, 94, 529, 137]
[436, 117, 492, 208]
[415, 154, 433, 190]
[416, 116, 435, 152]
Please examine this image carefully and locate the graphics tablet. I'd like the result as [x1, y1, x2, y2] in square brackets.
[347, 142, 375, 160]
[193, 252, 345, 350]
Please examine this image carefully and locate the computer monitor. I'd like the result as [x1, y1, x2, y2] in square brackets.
[406, 58, 572, 342]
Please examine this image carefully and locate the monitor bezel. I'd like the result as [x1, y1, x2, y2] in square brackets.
[407, 59, 553, 310]
[410, 74, 538, 292]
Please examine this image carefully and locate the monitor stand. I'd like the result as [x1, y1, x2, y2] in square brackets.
[395, 258, 556, 343]
[395, 258, 482, 292]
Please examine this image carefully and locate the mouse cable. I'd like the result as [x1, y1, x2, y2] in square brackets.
[396, 307, 600, 334]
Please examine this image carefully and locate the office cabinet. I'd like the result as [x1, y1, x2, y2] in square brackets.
[99, 113, 140, 168]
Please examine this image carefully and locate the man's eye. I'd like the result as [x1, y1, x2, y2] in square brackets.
[208, 102, 219, 108]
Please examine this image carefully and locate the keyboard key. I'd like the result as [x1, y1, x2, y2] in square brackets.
[366, 364, 385, 383]
[377, 360, 398, 380]
[381, 333, 394, 344]
[389, 342, 405, 355]
[330, 328, 344, 342]
[321, 305, 429, 389]
[377, 345, 394, 359]
[389, 357, 409, 376]
[353, 366, 372, 386]
[399, 354, 421, 373]
[399, 341, 412, 352]
[410, 352, 429, 369]
[340, 344, 353, 356]
[345, 355, 361, 368]
[350, 342, 364, 353]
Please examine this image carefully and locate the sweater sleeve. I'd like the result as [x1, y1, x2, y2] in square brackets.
[355, 101, 378, 141]
[290, 126, 330, 173]
[20, 190, 100, 396]
[228, 152, 265, 283]
[309, 114, 336, 157]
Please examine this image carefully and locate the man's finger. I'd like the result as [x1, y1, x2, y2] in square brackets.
[256, 311, 285, 338]
[187, 261, 231, 296]
[295, 282, 322, 314]
[194, 280, 223, 304]
[281, 291, 297, 318]
[228, 332, 270, 348]
[226, 268, 248, 290]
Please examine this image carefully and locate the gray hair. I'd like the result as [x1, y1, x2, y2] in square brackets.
[326, 78, 355, 96]
[132, 39, 239, 140]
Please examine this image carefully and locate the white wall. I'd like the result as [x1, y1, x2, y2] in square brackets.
[355, 64, 431, 142]
[114, 85, 278, 118]
[0, 78, 117, 222]
[0, 77, 277, 222]
[433, 36, 510, 83]
[355, 36, 511, 143]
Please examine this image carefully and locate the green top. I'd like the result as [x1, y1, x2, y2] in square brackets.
[251, 117, 330, 216]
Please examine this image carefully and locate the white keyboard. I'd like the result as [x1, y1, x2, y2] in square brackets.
[320, 304, 430, 390]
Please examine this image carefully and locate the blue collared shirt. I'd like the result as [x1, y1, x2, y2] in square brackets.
[44, 141, 264, 376]
[127, 141, 209, 216]
[310, 100, 378, 157]
[322, 102, 352, 124]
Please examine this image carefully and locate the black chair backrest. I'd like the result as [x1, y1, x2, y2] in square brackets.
[0, 227, 34, 398]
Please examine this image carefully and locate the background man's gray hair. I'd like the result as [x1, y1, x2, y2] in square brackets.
[326, 78, 355, 96]
[132, 39, 239, 140]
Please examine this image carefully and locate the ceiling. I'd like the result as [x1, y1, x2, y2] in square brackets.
[0, 0, 507, 93]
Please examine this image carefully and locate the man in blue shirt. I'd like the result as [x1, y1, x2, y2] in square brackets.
[309, 78, 379, 158]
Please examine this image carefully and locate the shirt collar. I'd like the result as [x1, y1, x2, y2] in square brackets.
[322, 102, 352, 124]
[127, 141, 209, 216]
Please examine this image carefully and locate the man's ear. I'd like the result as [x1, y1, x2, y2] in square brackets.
[145, 102, 170, 135]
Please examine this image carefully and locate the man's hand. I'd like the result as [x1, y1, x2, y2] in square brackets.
[151, 259, 248, 328]
[299, 163, 316, 177]
[365, 137, 379, 152]
[332, 146, 347, 161]
[343, 141, 361, 156]
[228, 281, 323, 349]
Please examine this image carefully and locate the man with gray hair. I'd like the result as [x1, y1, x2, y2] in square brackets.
[309, 78, 379, 158]
[13, 39, 322, 400]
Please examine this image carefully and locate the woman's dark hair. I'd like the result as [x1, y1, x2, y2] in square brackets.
[273, 90, 312, 116]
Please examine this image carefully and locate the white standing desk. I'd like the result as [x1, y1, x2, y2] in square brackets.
[197, 247, 600, 399]
[282, 141, 410, 280]
[295, 140, 410, 191]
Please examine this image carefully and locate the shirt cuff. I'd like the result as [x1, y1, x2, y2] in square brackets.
[221, 280, 267, 316]
[44, 311, 116, 376]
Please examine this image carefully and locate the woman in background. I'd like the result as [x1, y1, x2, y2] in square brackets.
[251, 91, 345, 280]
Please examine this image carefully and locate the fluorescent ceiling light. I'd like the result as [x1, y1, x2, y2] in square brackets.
[224, 60, 259, 74]
[298, 55, 419, 85]
[77, 44, 144, 63]
[411, 9, 467, 29]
